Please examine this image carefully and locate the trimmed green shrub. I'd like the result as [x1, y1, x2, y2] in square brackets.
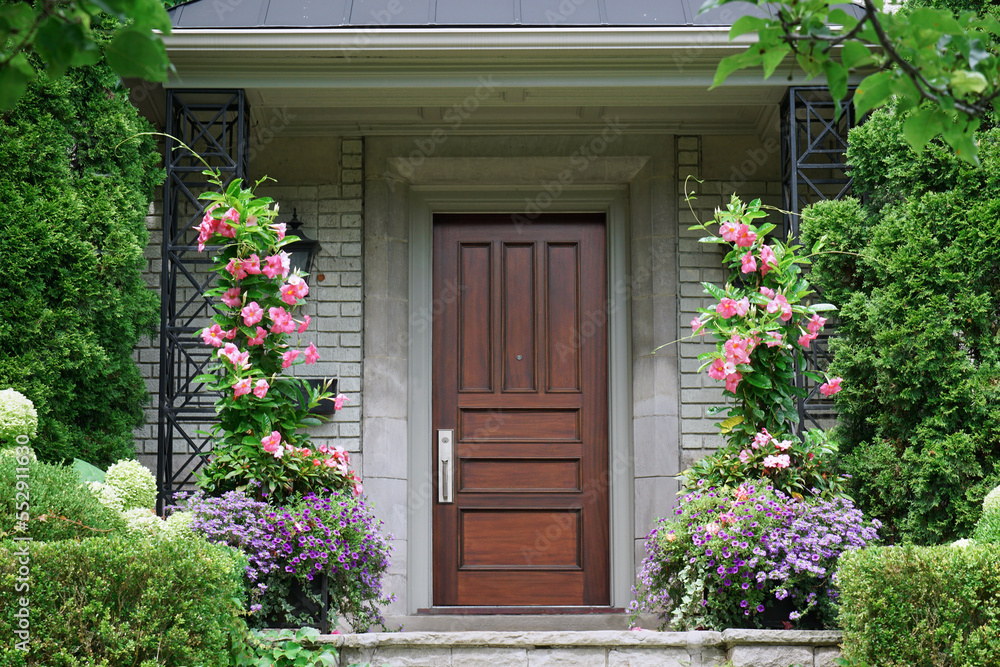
[0, 534, 250, 667]
[0, 20, 161, 467]
[0, 450, 124, 541]
[838, 545, 1000, 667]
[801, 108, 1000, 544]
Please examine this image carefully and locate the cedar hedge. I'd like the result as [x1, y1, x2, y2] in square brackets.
[0, 15, 161, 467]
[801, 110, 1000, 544]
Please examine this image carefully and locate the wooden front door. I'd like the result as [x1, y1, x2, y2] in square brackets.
[432, 213, 609, 607]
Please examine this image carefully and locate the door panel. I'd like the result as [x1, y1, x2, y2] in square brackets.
[432, 213, 609, 607]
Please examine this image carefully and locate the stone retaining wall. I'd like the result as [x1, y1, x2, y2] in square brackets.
[321, 630, 842, 667]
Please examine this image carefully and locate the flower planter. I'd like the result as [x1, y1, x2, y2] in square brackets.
[264, 572, 332, 633]
[756, 598, 821, 630]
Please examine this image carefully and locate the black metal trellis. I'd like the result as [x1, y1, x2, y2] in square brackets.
[157, 90, 250, 510]
[780, 86, 857, 434]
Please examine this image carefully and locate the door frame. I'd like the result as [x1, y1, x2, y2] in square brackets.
[408, 186, 633, 612]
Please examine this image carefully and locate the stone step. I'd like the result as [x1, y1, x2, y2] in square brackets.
[319, 629, 843, 667]
[381, 613, 639, 633]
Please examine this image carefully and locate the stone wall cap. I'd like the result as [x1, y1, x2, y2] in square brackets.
[721, 629, 843, 647]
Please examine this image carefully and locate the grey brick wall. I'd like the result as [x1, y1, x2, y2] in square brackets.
[675, 134, 783, 469]
[132, 137, 365, 474]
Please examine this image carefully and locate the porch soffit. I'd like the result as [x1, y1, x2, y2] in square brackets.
[160, 2, 867, 136]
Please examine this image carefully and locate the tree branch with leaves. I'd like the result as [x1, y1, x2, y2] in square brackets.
[705, 0, 1000, 162]
[0, 0, 172, 110]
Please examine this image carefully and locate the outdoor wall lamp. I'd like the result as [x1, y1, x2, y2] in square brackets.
[283, 208, 321, 279]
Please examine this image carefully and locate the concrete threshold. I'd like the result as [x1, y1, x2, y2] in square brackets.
[380, 613, 647, 632]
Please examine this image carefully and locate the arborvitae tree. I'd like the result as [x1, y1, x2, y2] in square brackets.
[0, 23, 161, 466]
[801, 108, 1000, 544]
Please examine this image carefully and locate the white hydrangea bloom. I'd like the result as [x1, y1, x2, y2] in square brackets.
[104, 460, 157, 511]
[0, 389, 38, 442]
[86, 481, 126, 514]
[984, 484, 1000, 514]
[122, 508, 164, 536]
[163, 510, 195, 540]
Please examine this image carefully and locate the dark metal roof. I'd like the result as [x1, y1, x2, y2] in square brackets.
[168, 0, 774, 28]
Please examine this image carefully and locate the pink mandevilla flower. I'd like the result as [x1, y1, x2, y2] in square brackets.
[253, 379, 269, 399]
[221, 287, 242, 309]
[798, 331, 818, 349]
[282, 349, 301, 368]
[720, 220, 740, 242]
[297, 314, 311, 334]
[807, 314, 827, 334]
[740, 251, 757, 274]
[242, 253, 262, 275]
[247, 326, 268, 346]
[241, 301, 264, 327]
[289, 275, 309, 299]
[196, 213, 219, 251]
[218, 343, 250, 370]
[759, 286, 775, 300]
[262, 255, 283, 279]
[759, 245, 777, 275]
[261, 252, 291, 280]
[766, 294, 793, 322]
[734, 225, 757, 248]
[765, 330, 783, 348]
[217, 220, 237, 239]
[226, 258, 248, 280]
[261, 251, 291, 279]
[708, 358, 728, 381]
[261, 431, 283, 458]
[268, 307, 296, 334]
[224, 328, 237, 340]
[820, 377, 843, 397]
[304, 343, 320, 365]
[233, 378, 252, 398]
[218, 343, 240, 364]
[724, 333, 753, 365]
[272, 222, 286, 240]
[279, 282, 301, 305]
[725, 372, 742, 393]
[334, 394, 349, 410]
[716, 298, 740, 318]
[201, 324, 225, 348]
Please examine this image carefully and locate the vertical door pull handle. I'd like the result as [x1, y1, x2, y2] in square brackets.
[438, 430, 454, 504]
